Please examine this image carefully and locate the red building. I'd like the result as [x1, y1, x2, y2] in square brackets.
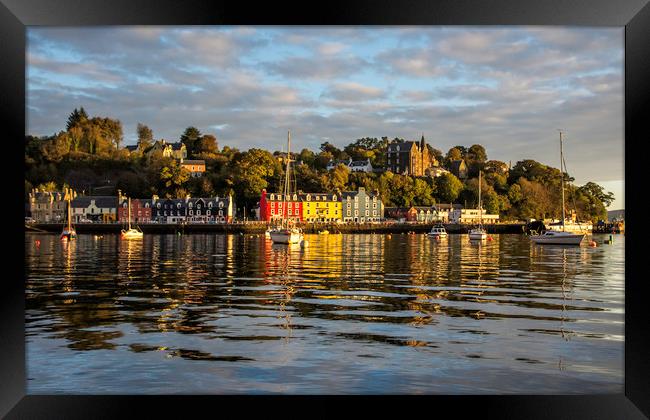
[259, 189, 303, 223]
[118, 198, 152, 223]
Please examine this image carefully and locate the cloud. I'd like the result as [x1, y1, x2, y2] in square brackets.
[26, 26, 624, 189]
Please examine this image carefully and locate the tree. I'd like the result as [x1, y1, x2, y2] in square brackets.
[160, 161, 190, 196]
[180, 127, 202, 157]
[137, 123, 154, 151]
[194, 134, 218, 155]
[446, 147, 462, 162]
[435, 173, 463, 203]
[66, 107, 88, 131]
[467, 144, 487, 163]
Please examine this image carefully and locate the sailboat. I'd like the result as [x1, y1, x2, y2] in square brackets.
[121, 197, 144, 239]
[468, 170, 487, 240]
[530, 131, 585, 245]
[60, 195, 77, 240]
[269, 130, 304, 245]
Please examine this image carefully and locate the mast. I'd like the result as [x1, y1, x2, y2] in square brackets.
[478, 170, 482, 227]
[67, 196, 72, 230]
[282, 130, 291, 228]
[128, 197, 132, 230]
[560, 130, 565, 232]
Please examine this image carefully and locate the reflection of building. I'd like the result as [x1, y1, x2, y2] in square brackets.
[386, 135, 438, 176]
[341, 187, 383, 222]
[29, 188, 76, 222]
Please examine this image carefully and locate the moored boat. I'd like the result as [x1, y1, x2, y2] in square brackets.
[427, 224, 447, 238]
[468, 170, 487, 241]
[120, 197, 143, 239]
[271, 130, 304, 245]
[60, 195, 77, 240]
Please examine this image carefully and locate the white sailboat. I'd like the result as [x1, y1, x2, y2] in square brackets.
[468, 171, 487, 241]
[121, 197, 144, 239]
[60, 195, 77, 240]
[269, 130, 304, 245]
[531, 131, 584, 245]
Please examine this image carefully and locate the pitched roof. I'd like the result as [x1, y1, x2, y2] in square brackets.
[349, 160, 371, 167]
[72, 196, 117, 208]
[170, 142, 185, 150]
[181, 160, 205, 165]
[125, 145, 138, 151]
[449, 160, 466, 172]
[388, 141, 416, 152]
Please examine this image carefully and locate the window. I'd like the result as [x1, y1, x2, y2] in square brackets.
[177, 203, 181, 208]
[207, 210, 211, 215]
[373, 210, 377, 216]
[189, 202, 193, 208]
[332, 195, 337, 201]
[365, 203, 369, 209]
[293, 194, 297, 201]
[354, 196, 358, 201]
[347, 203, 351, 208]
[218, 210, 223, 216]
[145, 203, 149, 208]
[365, 210, 369, 216]
[157, 203, 161, 208]
[307, 195, 311, 201]
[197, 210, 201, 216]
[219, 201, 224, 208]
[123, 203, 127, 208]
[373, 203, 377, 209]
[316, 196, 320, 201]
[189, 210, 193, 215]
[288, 208, 293, 215]
[270, 194, 275, 200]
[208, 202, 212, 208]
[197, 204, 201, 209]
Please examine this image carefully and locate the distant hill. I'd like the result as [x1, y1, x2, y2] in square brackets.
[607, 209, 625, 222]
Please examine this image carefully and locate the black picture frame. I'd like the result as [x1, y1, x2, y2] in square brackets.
[3, 0, 648, 418]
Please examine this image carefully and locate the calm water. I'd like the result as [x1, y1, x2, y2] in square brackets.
[25, 232, 624, 394]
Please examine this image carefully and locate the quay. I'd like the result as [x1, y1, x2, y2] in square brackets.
[26, 222, 527, 235]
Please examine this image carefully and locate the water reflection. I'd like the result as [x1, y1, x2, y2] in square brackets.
[25, 233, 624, 394]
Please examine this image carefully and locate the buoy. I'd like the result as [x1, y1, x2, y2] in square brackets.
[590, 240, 597, 247]
[487, 236, 493, 241]
[35, 240, 40, 246]
[387, 234, 392, 239]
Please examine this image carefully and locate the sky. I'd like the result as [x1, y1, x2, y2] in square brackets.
[26, 26, 624, 210]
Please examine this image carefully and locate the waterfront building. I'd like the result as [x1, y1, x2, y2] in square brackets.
[301, 192, 342, 223]
[185, 196, 234, 223]
[348, 158, 374, 173]
[118, 197, 152, 223]
[259, 189, 303, 223]
[341, 187, 383, 222]
[450, 207, 499, 224]
[386, 135, 438, 176]
[71, 196, 118, 222]
[180, 159, 206, 177]
[385, 205, 449, 222]
[448, 159, 468, 179]
[29, 188, 76, 223]
[151, 197, 186, 223]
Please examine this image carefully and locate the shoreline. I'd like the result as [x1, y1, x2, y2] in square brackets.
[27, 222, 527, 234]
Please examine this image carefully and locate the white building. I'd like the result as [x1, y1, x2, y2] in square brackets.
[450, 208, 499, 224]
[348, 158, 374, 173]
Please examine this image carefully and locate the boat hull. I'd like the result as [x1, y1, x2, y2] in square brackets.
[530, 233, 584, 245]
[121, 229, 143, 239]
[60, 229, 77, 240]
[427, 232, 447, 238]
[270, 231, 303, 244]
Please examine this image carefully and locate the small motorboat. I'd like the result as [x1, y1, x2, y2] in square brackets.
[427, 224, 447, 238]
[318, 230, 330, 235]
[530, 230, 584, 245]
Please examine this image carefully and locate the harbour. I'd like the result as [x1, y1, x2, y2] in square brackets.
[25, 232, 624, 394]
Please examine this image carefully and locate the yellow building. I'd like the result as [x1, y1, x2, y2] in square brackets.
[300, 193, 342, 223]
